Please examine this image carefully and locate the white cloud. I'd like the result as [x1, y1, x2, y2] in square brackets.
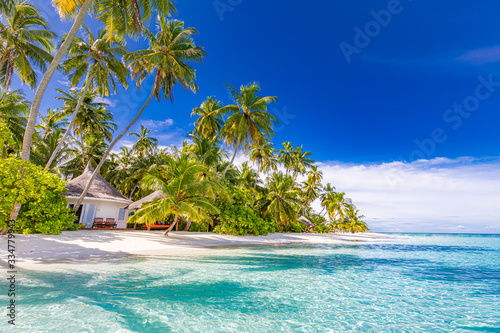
[94, 97, 116, 107]
[314, 157, 500, 233]
[457, 46, 500, 65]
[57, 79, 71, 87]
[141, 119, 174, 131]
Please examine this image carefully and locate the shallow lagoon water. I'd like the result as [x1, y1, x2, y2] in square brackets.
[9, 234, 500, 332]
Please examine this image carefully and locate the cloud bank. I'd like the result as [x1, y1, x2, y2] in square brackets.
[316, 157, 500, 233]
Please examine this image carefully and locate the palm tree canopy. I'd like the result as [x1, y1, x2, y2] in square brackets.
[264, 171, 300, 227]
[125, 17, 205, 102]
[129, 124, 158, 155]
[128, 153, 230, 226]
[55, 87, 116, 141]
[62, 24, 129, 96]
[221, 82, 278, 148]
[191, 97, 228, 141]
[0, 88, 28, 144]
[0, 1, 55, 89]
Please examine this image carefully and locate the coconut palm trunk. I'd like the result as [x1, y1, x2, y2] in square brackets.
[21, 0, 93, 161]
[183, 219, 192, 231]
[163, 215, 179, 236]
[45, 80, 92, 170]
[72, 85, 156, 213]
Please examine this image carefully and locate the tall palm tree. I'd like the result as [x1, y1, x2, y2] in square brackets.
[220, 82, 277, 177]
[277, 141, 294, 176]
[63, 132, 108, 177]
[298, 165, 323, 214]
[0, 1, 55, 89]
[238, 161, 259, 192]
[55, 87, 116, 165]
[45, 25, 128, 169]
[73, 17, 205, 212]
[128, 153, 229, 235]
[0, 89, 28, 146]
[191, 97, 226, 141]
[21, 0, 176, 161]
[247, 139, 277, 189]
[129, 124, 158, 156]
[264, 171, 300, 227]
[291, 145, 313, 181]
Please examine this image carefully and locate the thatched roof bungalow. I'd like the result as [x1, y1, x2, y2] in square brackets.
[64, 163, 132, 228]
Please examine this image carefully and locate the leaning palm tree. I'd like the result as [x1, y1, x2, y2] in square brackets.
[0, 1, 55, 89]
[72, 17, 205, 213]
[129, 124, 158, 156]
[220, 82, 277, 177]
[191, 97, 226, 141]
[128, 153, 230, 235]
[21, 0, 176, 161]
[264, 171, 300, 227]
[45, 25, 128, 169]
[0, 0, 14, 14]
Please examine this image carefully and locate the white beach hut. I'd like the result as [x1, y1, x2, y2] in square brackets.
[64, 163, 132, 228]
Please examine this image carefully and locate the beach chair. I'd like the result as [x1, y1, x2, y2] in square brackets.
[93, 217, 104, 228]
[105, 218, 117, 228]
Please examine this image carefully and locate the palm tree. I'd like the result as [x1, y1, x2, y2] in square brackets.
[264, 172, 300, 227]
[247, 139, 277, 189]
[45, 25, 128, 169]
[31, 128, 71, 172]
[128, 153, 229, 235]
[220, 82, 277, 177]
[340, 204, 368, 233]
[73, 17, 205, 213]
[291, 145, 313, 181]
[63, 132, 109, 177]
[191, 97, 226, 141]
[21, 0, 176, 161]
[0, 0, 13, 14]
[298, 165, 323, 214]
[129, 124, 158, 156]
[238, 161, 259, 192]
[189, 134, 226, 169]
[55, 87, 115, 165]
[0, 1, 55, 90]
[36, 107, 68, 141]
[321, 190, 351, 223]
[277, 141, 294, 176]
[0, 89, 28, 146]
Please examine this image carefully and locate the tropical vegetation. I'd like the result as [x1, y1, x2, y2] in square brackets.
[0, 0, 369, 235]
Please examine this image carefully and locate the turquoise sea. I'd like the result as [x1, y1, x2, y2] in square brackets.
[10, 234, 500, 332]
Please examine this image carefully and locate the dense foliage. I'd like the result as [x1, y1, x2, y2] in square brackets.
[214, 187, 275, 236]
[1, 0, 370, 236]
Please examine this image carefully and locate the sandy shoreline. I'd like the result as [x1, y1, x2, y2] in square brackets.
[0, 230, 403, 269]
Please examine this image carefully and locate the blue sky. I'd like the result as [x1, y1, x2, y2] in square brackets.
[10, 0, 500, 232]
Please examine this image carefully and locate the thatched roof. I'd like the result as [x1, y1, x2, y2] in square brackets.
[64, 163, 131, 203]
[127, 190, 166, 210]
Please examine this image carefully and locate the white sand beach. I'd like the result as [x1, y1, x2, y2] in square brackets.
[1, 231, 402, 269]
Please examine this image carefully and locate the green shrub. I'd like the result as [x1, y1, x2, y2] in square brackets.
[0, 157, 76, 235]
[313, 225, 330, 233]
[214, 187, 276, 236]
